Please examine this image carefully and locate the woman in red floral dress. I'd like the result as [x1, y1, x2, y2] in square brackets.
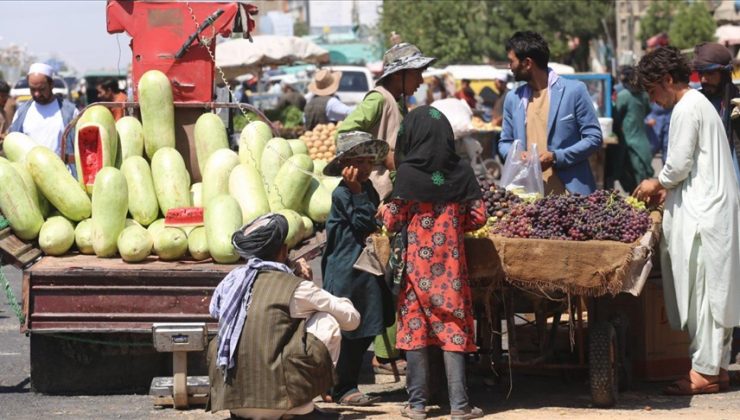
[382, 105, 486, 420]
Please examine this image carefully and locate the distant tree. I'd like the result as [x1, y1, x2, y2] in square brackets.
[668, 2, 717, 50]
[638, 0, 675, 44]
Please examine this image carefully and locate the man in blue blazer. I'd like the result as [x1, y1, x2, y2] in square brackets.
[499, 31, 603, 195]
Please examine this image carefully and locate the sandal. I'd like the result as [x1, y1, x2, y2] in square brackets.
[450, 406, 484, 420]
[400, 404, 427, 420]
[663, 371, 720, 396]
[337, 391, 380, 406]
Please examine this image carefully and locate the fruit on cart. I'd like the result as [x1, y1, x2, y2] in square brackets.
[27, 146, 91, 222]
[268, 154, 314, 211]
[150, 147, 191, 214]
[74, 122, 111, 193]
[238, 120, 272, 170]
[77, 104, 118, 166]
[138, 69, 175, 159]
[202, 148, 239, 207]
[116, 116, 144, 161]
[299, 123, 337, 161]
[152, 227, 188, 261]
[164, 207, 204, 228]
[117, 224, 153, 262]
[10, 161, 49, 217]
[187, 226, 210, 261]
[477, 176, 521, 219]
[229, 163, 270, 224]
[494, 190, 651, 243]
[38, 216, 75, 256]
[190, 183, 203, 208]
[2, 132, 38, 162]
[147, 218, 165, 237]
[261, 137, 293, 192]
[301, 215, 314, 240]
[91, 167, 128, 258]
[287, 139, 309, 156]
[276, 208, 306, 249]
[205, 194, 242, 264]
[74, 219, 94, 254]
[0, 159, 44, 240]
[303, 175, 341, 223]
[194, 112, 229, 174]
[120, 156, 159, 226]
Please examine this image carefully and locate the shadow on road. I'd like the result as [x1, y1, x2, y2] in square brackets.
[0, 377, 30, 394]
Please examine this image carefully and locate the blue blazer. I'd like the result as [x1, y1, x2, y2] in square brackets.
[498, 75, 603, 195]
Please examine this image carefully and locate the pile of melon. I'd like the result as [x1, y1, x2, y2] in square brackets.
[0, 70, 340, 264]
[299, 123, 337, 161]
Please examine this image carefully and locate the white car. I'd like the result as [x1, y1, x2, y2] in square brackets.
[10, 76, 70, 104]
[305, 65, 374, 106]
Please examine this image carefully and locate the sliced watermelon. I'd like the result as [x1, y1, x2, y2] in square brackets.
[76, 124, 105, 192]
[164, 207, 204, 228]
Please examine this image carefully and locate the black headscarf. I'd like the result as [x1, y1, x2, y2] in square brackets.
[392, 105, 482, 203]
[231, 214, 289, 261]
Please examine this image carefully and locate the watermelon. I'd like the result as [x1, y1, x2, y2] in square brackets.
[91, 167, 128, 257]
[27, 146, 91, 221]
[238, 120, 272, 170]
[260, 137, 293, 194]
[228, 163, 270, 224]
[287, 139, 309, 155]
[268, 154, 314, 211]
[164, 207, 204, 227]
[74, 122, 112, 193]
[2, 132, 37, 162]
[153, 227, 188, 261]
[201, 149, 239, 207]
[125, 218, 142, 228]
[74, 219, 94, 254]
[194, 113, 229, 174]
[120, 156, 159, 226]
[77, 104, 118, 165]
[147, 218, 166, 237]
[10, 161, 50, 217]
[275, 209, 306, 249]
[191, 183, 203, 207]
[118, 224, 153, 262]
[312, 159, 328, 176]
[116, 116, 144, 161]
[0, 160, 44, 240]
[187, 226, 210, 261]
[151, 147, 192, 214]
[205, 194, 242, 263]
[39, 216, 75, 256]
[138, 70, 175, 159]
[303, 176, 341, 223]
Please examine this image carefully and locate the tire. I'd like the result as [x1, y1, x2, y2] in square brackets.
[589, 321, 618, 408]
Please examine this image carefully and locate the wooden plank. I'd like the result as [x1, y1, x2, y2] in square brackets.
[27, 254, 239, 274]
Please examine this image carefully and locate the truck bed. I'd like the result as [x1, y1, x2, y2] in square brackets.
[22, 254, 238, 333]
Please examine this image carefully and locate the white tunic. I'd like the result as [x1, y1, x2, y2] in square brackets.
[659, 89, 740, 329]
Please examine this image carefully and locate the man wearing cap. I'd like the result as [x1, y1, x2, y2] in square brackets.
[9, 63, 78, 172]
[337, 42, 436, 201]
[208, 213, 360, 419]
[304, 69, 353, 131]
[500, 31, 602, 196]
[692, 42, 740, 184]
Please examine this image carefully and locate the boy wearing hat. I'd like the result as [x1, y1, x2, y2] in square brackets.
[304, 69, 353, 130]
[321, 131, 394, 406]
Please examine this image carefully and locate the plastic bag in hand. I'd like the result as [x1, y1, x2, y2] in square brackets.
[499, 139, 544, 198]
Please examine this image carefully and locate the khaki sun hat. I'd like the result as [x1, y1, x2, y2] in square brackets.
[323, 131, 389, 177]
[308, 68, 343, 96]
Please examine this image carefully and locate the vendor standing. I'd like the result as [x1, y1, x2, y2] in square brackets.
[634, 46, 740, 395]
[335, 41, 435, 375]
[499, 31, 602, 195]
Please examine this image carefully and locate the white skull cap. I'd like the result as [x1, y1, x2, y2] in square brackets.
[28, 63, 54, 77]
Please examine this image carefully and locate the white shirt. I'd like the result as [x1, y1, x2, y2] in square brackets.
[12, 100, 66, 155]
[325, 97, 354, 122]
[659, 89, 740, 329]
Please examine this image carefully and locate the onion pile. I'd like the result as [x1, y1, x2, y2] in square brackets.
[300, 123, 338, 161]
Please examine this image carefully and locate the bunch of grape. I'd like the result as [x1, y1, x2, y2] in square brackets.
[493, 190, 652, 243]
[477, 176, 521, 219]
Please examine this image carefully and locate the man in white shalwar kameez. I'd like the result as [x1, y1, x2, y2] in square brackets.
[634, 46, 740, 395]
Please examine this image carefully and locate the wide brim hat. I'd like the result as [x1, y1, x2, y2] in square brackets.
[324, 131, 390, 177]
[309, 68, 342, 96]
[376, 43, 436, 84]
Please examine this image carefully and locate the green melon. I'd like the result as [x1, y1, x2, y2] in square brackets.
[238, 120, 272, 170]
[118, 224, 153, 262]
[194, 113, 229, 175]
[0, 159, 44, 240]
[39, 216, 75, 256]
[150, 147, 192, 214]
[205, 195, 242, 263]
[120, 156, 159, 226]
[138, 70, 175, 159]
[116, 116, 144, 161]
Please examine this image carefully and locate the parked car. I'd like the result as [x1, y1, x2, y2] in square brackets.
[10, 76, 70, 104]
[305, 65, 374, 106]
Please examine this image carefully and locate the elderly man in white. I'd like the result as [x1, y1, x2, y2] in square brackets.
[634, 46, 740, 395]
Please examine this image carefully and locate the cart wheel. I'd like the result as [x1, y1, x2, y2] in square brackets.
[589, 321, 618, 408]
[481, 158, 501, 181]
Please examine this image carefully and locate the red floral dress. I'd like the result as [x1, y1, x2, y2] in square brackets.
[383, 199, 487, 352]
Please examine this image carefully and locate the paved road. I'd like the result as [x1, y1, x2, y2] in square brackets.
[2, 264, 739, 419]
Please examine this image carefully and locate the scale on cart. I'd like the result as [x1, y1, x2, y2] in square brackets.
[150, 323, 209, 408]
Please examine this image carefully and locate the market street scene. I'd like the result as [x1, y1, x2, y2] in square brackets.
[1, 1, 740, 419]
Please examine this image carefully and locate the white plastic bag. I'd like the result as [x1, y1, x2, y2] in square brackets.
[430, 98, 473, 139]
[499, 139, 545, 197]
